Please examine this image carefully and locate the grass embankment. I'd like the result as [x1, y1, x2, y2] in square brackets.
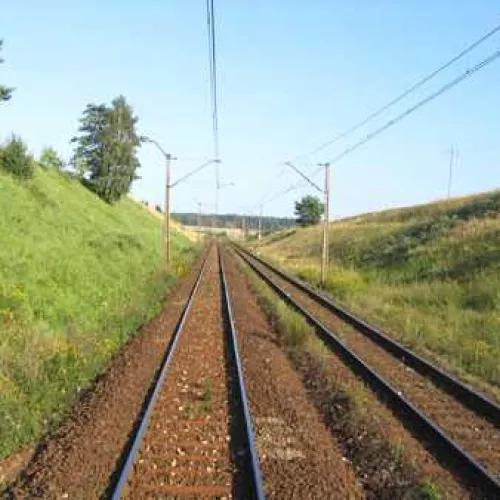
[0, 168, 198, 460]
[235, 253, 441, 499]
[255, 191, 500, 394]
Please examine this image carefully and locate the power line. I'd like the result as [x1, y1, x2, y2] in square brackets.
[256, 163, 287, 202]
[315, 47, 500, 169]
[258, 46, 500, 209]
[206, 0, 221, 210]
[285, 161, 323, 193]
[261, 174, 318, 207]
[170, 159, 216, 188]
[291, 21, 500, 162]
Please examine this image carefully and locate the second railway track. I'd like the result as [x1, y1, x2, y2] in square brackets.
[233, 243, 500, 497]
[111, 245, 264, 499]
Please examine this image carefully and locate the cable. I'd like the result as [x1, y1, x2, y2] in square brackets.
[316, 47, 500, 168]
[260, 172, 321, 208]
[206, 0, 221, 208]
[256, 46, 500, 209]
[292, 21, 500, 162]
[170, 159, 215, 188]
[285, 161, 323, 192]
[256, 162, 288, 203]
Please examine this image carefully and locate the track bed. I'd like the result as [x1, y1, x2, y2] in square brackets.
[236, 245, 500, 497]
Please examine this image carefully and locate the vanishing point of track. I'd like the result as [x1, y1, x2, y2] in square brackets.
[234, 243, 500, 498]
[111, 245, 264, 499]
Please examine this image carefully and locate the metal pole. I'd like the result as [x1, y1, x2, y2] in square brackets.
[165, 154, 172, 271]
[321, 163, 330, 286]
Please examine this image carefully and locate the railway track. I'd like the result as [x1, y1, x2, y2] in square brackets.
[111, 245, 264, 499]
[233, 244, 500, 497]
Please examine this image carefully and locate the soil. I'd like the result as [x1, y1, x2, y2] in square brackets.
[232, 249, 473, 499]
[242, 251, 500, 480]
[0, 447, 34, 487]
[4, 251, 207, 499]
[222, 249, 363, 499]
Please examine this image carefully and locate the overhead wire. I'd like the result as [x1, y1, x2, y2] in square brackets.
[317, 46, 500, 169]
[259, 46, 500, 207]
[291, 21, 500, 162]
[206, 0, 221, 205]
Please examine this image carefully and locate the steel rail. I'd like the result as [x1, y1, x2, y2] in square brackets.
[219, 249, 266, 500]
[234, 246, 500, 497]
[111, 252, 210, 499]
[234, 243, 500, 426]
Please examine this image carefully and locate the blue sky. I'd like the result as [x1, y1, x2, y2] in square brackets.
[1, 1, 500, 218]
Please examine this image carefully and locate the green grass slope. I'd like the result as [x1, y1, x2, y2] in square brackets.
[257, 191, 500, 393]
[0, 168, 197, 459]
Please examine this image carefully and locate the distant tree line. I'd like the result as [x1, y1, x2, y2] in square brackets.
[173, 213, 296, 231]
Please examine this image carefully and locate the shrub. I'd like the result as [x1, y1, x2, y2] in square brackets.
[297, 266, 320, 286]
[0, 136, 34, 179]
[39, 147, 64, 171]
[324, 267, 366, 300]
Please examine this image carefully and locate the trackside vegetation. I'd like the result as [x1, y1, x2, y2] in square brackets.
[0, 167, 198, 460]
[255, 191, 500, 394]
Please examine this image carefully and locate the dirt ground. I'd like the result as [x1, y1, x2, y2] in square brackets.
[223, 250, 363, 499]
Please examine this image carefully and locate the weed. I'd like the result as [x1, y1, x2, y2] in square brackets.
[418, 480, 441, 500]
[390, 439, 406, 464]
[305, 337, 329, 368]
[257, 189, 500, 391]
[201, 379, 213, 404]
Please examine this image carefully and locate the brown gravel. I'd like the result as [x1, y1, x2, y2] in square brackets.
[223, 249, 363, 499]
[124, 247, 237, 498]
[243, 252, 500, 480]
[4, 252, 206, 499]
[233, 249, 472, 499]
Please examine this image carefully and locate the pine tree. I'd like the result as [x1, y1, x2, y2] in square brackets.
[71, 96, 141, 203]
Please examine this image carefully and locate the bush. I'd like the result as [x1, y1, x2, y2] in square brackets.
[324, 267, 366, 300]
[0, 136, 34, 179]
[39, 147, 64, 171]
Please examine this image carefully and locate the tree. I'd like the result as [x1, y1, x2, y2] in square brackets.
[0, 40, 13, 102]
[70, 96, 141, 203]
[294, 195, 324, 227]
[0, 135, 34, 179]
[39, 147, 64, 170]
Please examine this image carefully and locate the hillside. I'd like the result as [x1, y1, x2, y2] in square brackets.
[0, 168, 197, 460]
[255, 191, 500, 394]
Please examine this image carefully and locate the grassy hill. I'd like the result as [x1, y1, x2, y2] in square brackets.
[0, 168, 197, 460]
[255, 191, 500, 394]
